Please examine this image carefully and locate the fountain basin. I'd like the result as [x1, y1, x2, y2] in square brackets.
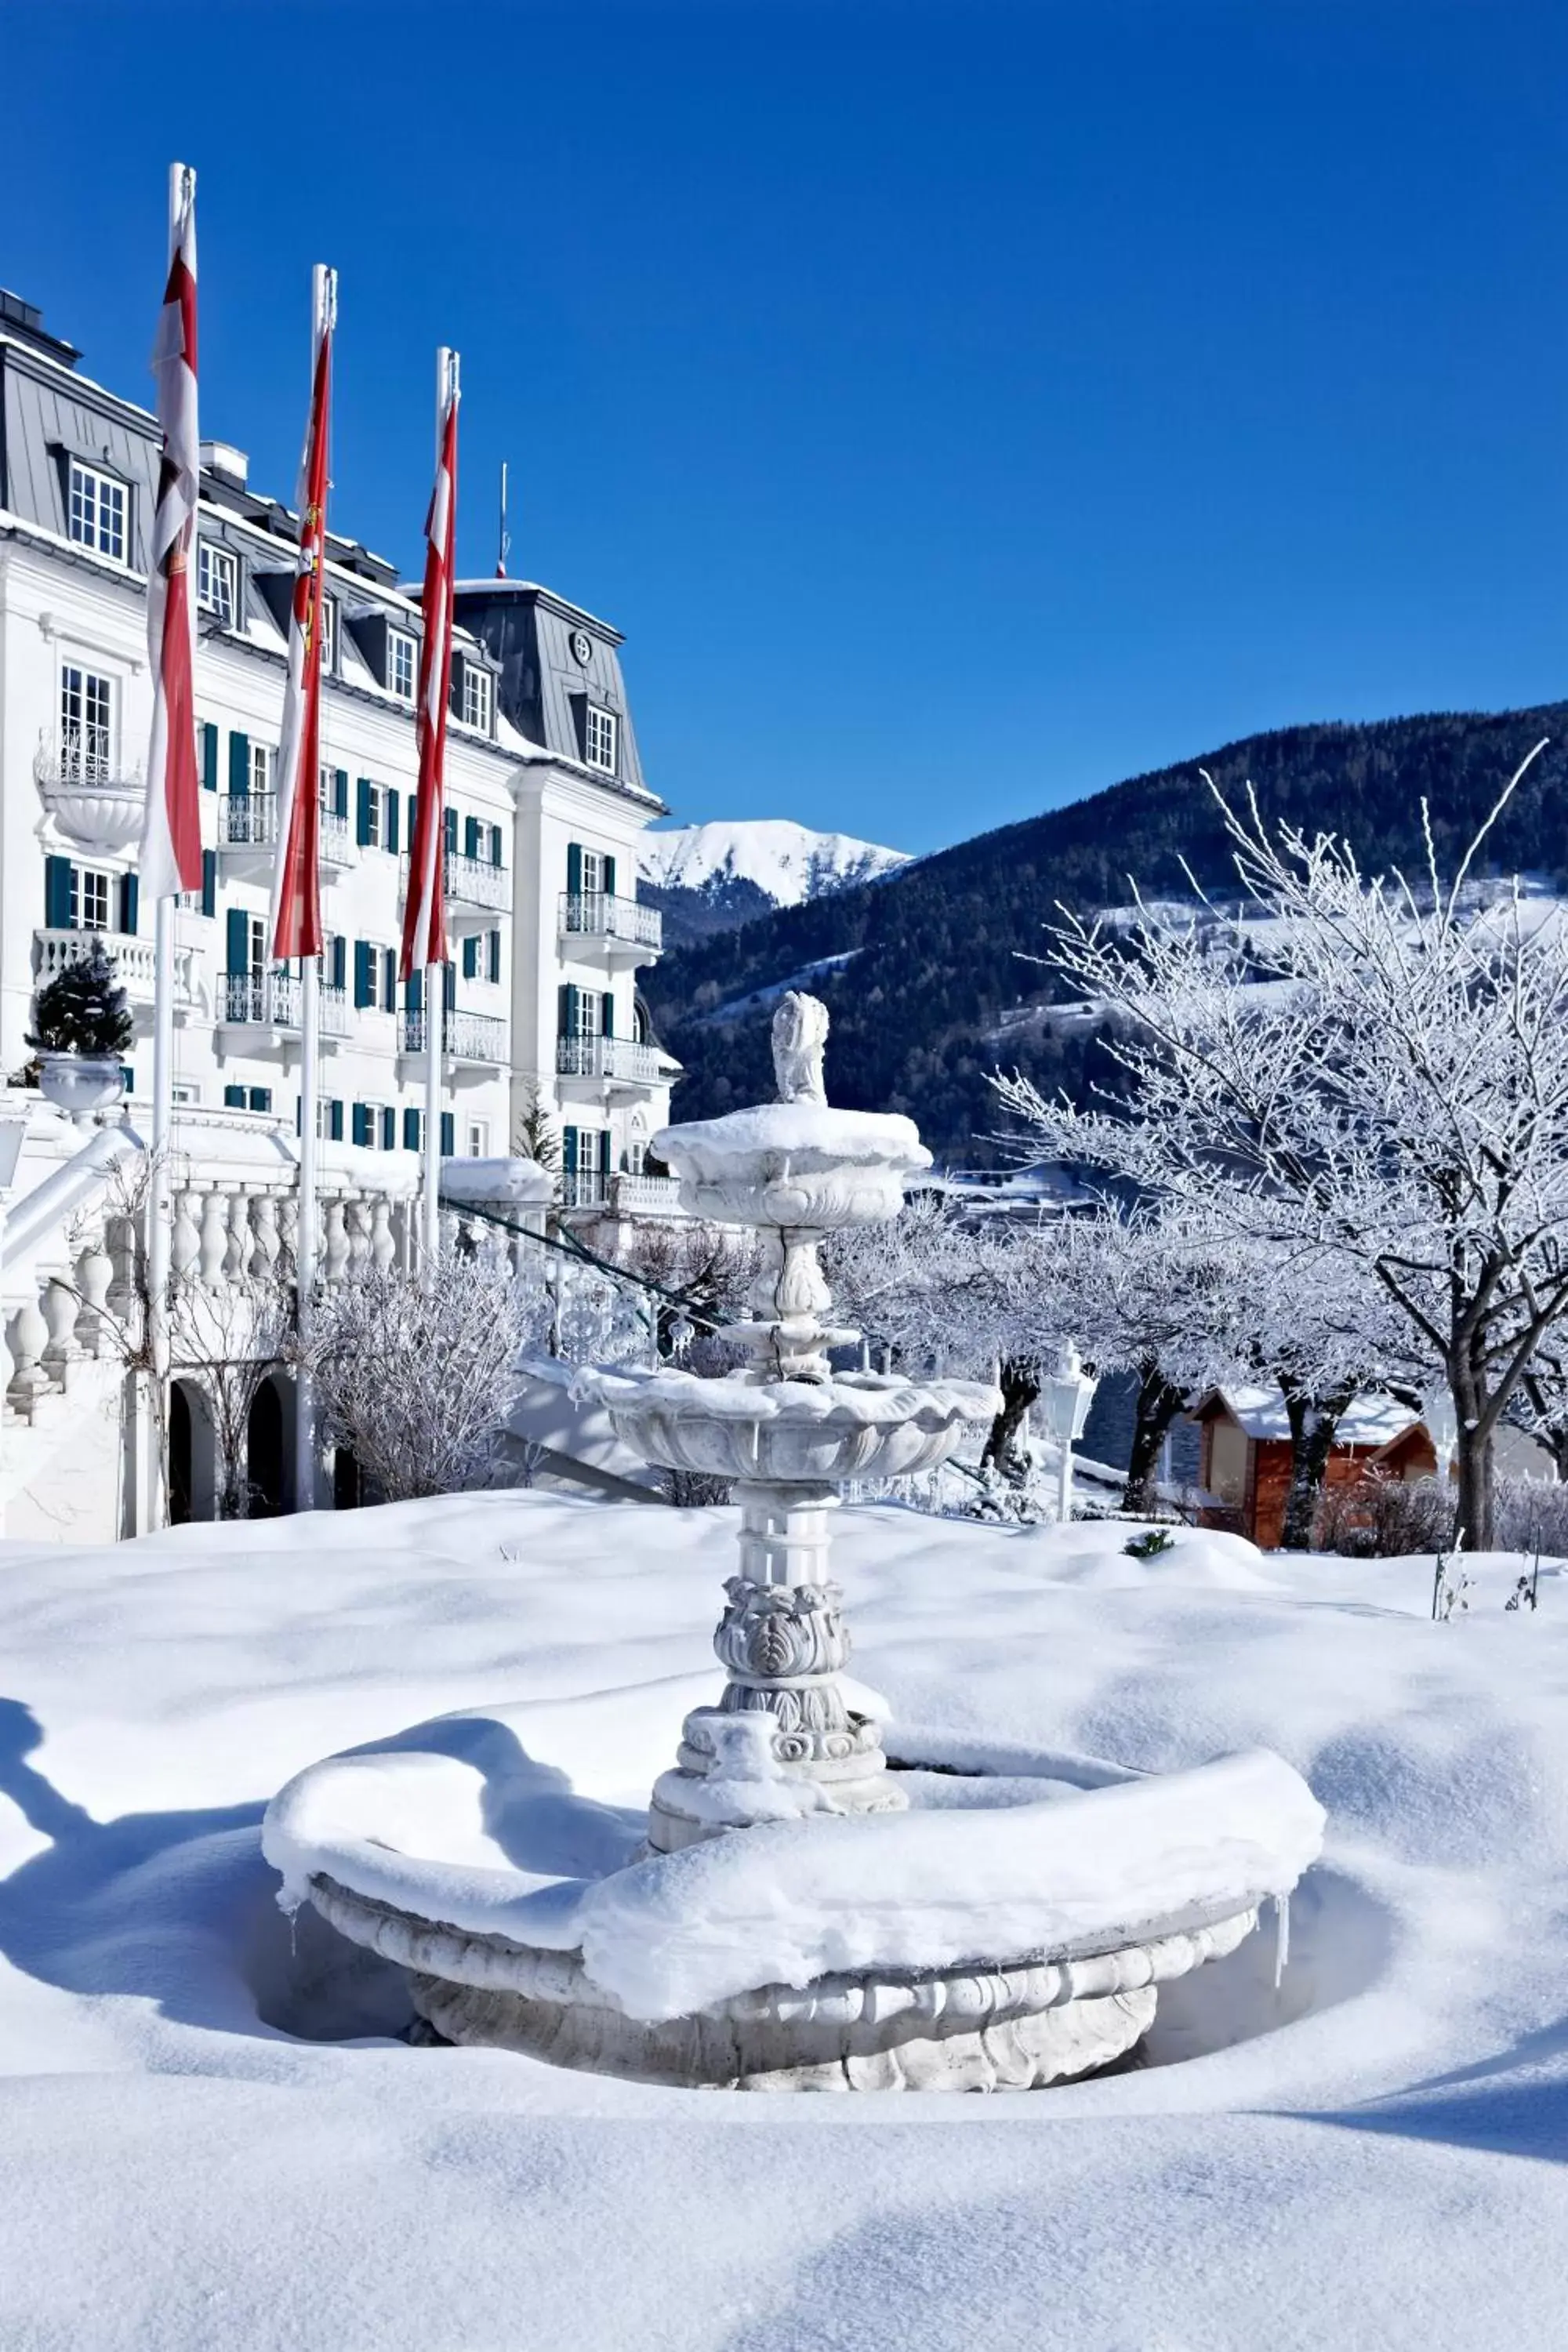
[263, 1704, 1323, 2092]
[575, 1366, 1000, 1484]
[653, 1103, 931, 1230]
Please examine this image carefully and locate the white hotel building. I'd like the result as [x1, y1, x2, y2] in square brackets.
[0, 283, 676, 1202]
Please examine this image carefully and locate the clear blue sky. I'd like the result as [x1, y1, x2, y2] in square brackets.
[5, 2, 1566, 855]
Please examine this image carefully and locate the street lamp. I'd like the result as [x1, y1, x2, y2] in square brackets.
[1038, 1341, 1098, 1524]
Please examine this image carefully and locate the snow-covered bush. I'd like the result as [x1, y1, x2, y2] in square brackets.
[298, 1263, 528, 1501]
[1314, 1472, 1453, 1559]
[27, 939, 132, 1058]
[1491, 1475, 1568, 1560]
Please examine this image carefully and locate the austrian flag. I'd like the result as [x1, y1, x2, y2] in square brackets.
[400, 364, 459, 982]
[140, 163, 203, 900]
[269, 270, 336, 963]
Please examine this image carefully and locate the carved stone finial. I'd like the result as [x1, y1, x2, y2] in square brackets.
[771, 992, 829, 1106]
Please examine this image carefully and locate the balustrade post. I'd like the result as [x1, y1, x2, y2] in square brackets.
[7, 1293, 50, 1421]
[323, 1198, 350, 1284]
[368, 1195, 395, 1274]
[197, 1189, 228, 1290]
[170, 1189, 201, 1282]
[345, 1196, 372, 1278]
[41, 1276, 81, 1390]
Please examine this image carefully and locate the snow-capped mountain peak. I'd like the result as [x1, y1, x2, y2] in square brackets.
[638, 819, 909, 910]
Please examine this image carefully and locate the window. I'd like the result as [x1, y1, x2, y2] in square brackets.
[60, 665, 115, 781]
[67, 459, 127, 562]
[250, 742, 277, 796]
[388, 629, 416, 703]
[318, 595, 337, 673]
[223, 1085, 272, 1114]
[243, 914, 267, 976]
[466, 1120, 489, 1159]
[172, 1083, 201, 1108]
[198, 542, 238, 624]
[579, 848, 607, 896]
[362, 785, 383, 850]
[77, 868, 113, 932]
[584, 706, 618, 775]
[460, 662, 492, 732]
[354, 1102, 394, 1150]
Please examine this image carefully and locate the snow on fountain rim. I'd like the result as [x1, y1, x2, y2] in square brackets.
[262, 1714, 1323, 2024]
[653, 1102, 932, 1179]
[572, 1365, 1002, 1427]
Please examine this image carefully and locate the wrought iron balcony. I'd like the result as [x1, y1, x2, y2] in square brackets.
[555, 1035, 663, 1087]
[220, 971, 350, 1037]
[399, 1008, 508, 1065]
[557, 891, 662, 955]
[218, 793, 353, 866]
[399, 848, 510, 914]
[34, 734, 146, 853]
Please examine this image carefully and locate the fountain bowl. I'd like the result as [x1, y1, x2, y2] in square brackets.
[652, 1103, 931, 1232]
[577, 1366, 1001, 1485]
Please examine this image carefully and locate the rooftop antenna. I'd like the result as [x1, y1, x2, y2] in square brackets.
[496, 458, 510, 579]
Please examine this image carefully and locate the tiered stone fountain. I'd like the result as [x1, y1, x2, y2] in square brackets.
[265, 995, 1323, 2091]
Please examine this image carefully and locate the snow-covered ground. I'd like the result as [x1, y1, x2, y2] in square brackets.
[2, 1496, 1566, 2347]
[640, 818, 909, 906]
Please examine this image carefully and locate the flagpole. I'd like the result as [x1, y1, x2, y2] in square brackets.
[421, 344, 456, 1269]
[293, 262, 334, 1509]
[144, 158, 200, 1530]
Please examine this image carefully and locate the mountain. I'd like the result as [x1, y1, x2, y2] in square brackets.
[641, 701, 1568, 1159]
[637, 821, 909, 948]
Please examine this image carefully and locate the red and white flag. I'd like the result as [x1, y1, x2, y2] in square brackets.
[400, 363, 459, 980]
[269, 270, 336, 962]
[140, 163, 203, 900]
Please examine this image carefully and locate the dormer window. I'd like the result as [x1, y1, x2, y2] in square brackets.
[460, 662, 492, 733]
[388, 627, 416, 704]
[198, 542, 238, 625]
[67, 459, 127, 564]
[584, 706, 618, 775]
[318, 594, 337, 674]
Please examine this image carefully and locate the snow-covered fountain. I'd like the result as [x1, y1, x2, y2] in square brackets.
[265, 995, 1323, 2091]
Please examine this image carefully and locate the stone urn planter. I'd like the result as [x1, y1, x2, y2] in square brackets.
[37, 1052, 125, 1125]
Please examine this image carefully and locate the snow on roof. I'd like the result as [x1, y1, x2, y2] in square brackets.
[1206, 1387, 1421, 1448]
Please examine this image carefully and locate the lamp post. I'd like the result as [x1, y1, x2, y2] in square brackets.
[1039, 1341, 1098, 1524]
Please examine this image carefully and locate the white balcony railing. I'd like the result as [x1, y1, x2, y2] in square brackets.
[557, 892, 661, 953]
[399, 1008, 508, 1065]
[399, 849, 510, 913]
[34, 927, 202, 1014]
[556, 1035, 662, 1087]
[219, 793, 353, 865]
[220, 972, 350, 1036]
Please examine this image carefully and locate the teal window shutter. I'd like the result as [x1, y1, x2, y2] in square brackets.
[489, 822, 503, 869]
[442, 959, 456, 1010]
[386, 789, 400, 855]
[45, 856, 75, 928]
[464, 815, 481, 861]
[566, 841, 583, 895]
[462, 937, 478, 980]
[119, 874, 139, 935]
[356, 778, 374, 846]
[380, 1107, 396, 1151]
[226, 906, 249, 977]
[444, 807, 458, 855]
[201, 722, 219, 792]
[249, 1087, 273, 1113]
[201, 849, 216, 918]
[440, 1111, 455, 1156]
[403, 1106, 420, 1151]
[354, 941, 375, 1008]
[408, 969, 423, 1014]
[228, 730, 250, 798]
[331, 937, 347, 992]
[382, 949, 397, 1011]
[351, 1102, 371, 1147]
[329, 1099, 343, 1142]
[601, 991, 614, 1039]
[486, 929, 501, 984]
[598, 1129, 612, 1177]
[563, 1125, 579, 1176]
[333, 769, 349, 819]
[603, 855, 616, 898]
[223, 1084, 245, 1109]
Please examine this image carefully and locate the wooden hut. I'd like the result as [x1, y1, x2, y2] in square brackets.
[1189, 1389, 1434, 1550]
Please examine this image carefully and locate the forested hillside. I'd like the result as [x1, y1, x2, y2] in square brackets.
[642, 702, 1568, 1157]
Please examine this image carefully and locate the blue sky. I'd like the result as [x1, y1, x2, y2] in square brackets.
[5, 2, 1566, 855]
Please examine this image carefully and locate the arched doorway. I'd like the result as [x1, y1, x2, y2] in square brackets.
[169, 1382, 193, 1525]
[247, 1378, 285, 1519]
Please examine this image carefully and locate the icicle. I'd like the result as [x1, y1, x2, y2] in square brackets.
[1272, 1890, 1290, 1989]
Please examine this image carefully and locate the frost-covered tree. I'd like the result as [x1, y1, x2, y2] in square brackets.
[297, 1261, 528, 1501]
[993, 750, 1566, 1549]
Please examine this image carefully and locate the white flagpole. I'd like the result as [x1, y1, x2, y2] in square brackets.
[293, 262, 335, 1509]
[420, 344, 456, 1270]
[146, 159, 196, 1531]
